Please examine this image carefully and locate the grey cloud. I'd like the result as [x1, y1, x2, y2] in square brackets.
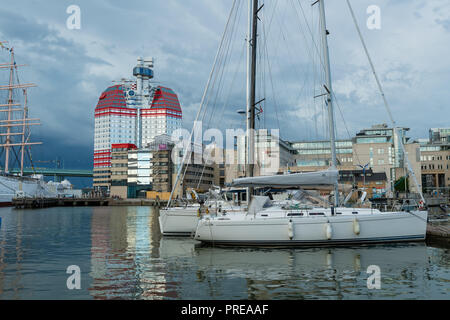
[0, 0, 448, 168]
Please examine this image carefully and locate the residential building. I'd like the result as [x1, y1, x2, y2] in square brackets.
[420, 128, 450, 193]
[351, 124, 421, 193]
[339, 169, 387, 199]
[285, 124, 421, 194]
[93, 57, 182, 192]
[290, 139, 354, 168]
[110, 143, 137, 198]
[236, 129, 296, 177]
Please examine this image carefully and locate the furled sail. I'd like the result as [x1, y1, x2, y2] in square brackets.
[231, 169, 339, 188]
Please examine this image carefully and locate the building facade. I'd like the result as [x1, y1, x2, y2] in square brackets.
[236, 129, 296, 177]
[290, 139, 354, 168]
[339, 169, 388, 199]
[420, 128, 450, 194]
[93, 58, 182, 192]
[110, 143, 138, 199]
[285, 124, 422, 194]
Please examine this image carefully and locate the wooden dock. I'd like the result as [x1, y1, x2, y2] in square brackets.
[12, 197, 168, 209]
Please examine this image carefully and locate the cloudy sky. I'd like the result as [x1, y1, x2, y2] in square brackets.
[0, 0, 449, 174]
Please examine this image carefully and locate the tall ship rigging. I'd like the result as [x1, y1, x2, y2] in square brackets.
[0, 42, 65, 205]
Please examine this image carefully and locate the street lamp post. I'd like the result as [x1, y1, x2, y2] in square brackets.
[357, 163, 370, 190]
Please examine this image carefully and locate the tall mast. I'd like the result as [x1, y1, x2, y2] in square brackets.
[20, 89, 28, 176]
[318, 0, 339, 207]
[246, 0, 259, 200]
[0, 45, 40, 175]
[4, 47, 14, 173]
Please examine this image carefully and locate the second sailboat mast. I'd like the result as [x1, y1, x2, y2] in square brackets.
[246, 0, 259, 198]
[319, 0, 339, 207]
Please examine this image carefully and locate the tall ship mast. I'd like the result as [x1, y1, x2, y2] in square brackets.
[0, 41, 66, 205]
[0, 42, 41, 175]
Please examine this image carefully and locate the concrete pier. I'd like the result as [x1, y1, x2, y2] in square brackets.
[12, 197, 168, 209]
[427, 224, 450, 239]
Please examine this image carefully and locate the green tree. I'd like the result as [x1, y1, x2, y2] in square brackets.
[394, 176, 409, 192]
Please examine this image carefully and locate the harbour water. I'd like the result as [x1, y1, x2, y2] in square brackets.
[0, 206, 448, 300]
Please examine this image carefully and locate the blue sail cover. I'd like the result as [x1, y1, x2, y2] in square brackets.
[231, 169, 339, 188]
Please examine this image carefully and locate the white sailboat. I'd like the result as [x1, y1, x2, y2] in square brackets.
[194, 0, 428, 247]
[159, 188, 246, 236]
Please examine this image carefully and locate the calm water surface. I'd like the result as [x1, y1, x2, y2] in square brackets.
[0, 206, 448, 300]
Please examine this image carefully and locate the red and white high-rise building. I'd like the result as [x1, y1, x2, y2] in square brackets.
[93, 58, 182, 191]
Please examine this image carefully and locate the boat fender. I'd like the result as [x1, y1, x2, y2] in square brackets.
[206, 208, 209, 215]
[418, 200, 425, 210]
[353, 218, 360, 235]
[288, 219, 294, 240]
[197, 208, 201, 217]
[325, 222, 332, 240]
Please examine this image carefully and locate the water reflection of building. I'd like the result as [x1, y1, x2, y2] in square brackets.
[89, 206, 176, 299]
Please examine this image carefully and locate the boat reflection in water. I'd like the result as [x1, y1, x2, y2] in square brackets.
[0, 206, 446, 300]
[159, 237, 440, 299]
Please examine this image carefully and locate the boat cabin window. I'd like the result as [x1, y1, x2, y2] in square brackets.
[336, 212, 342, 215]
[309, 212, 325, 216]
[352, 211, 358, 215]
[263, 202, 273, 208]
[287, 213, 304, 217]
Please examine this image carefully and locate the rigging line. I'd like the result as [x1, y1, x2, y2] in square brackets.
[205, 0, 242, 129]
[290, 0, 318, 68]
[11, 145, 20, 170]
[217, 39, 247, 131]
[295, 0, 327, 75]
[290, 0, 323, 104]
[25, 146, 36, 174]
[260, 5, 267, 131]
[346, 0, 425, 203]
[331, 89, 362, 166]
[257, 7, 264, 130]
[312, 7, 319, 140]
[168, 0, 238, 207]
[180, 0, 240, 187]
[268, 21, 307, 138]
[200, 0, 240, 132]
[271, 0, 315, 124]
[264, 0, 279, 41]
[264, 3, 309, 133]
[260, 15, 281, 135]
[199, 9, 234, 125]
[268, 17, 298, 124]
[194, 1, 244, 188]
[346, 0, 395, 125]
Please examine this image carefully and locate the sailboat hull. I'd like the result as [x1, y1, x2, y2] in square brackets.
[0, 175, 41, 205]
[194, 211, 428, 247]
[159, 204, 247, 236]
[0, 174, 71, 205]
[159, 206, 201, 236]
